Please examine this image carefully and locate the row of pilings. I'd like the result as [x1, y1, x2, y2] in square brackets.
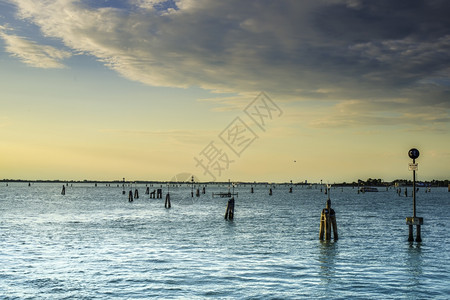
[46, 169, 430, 244]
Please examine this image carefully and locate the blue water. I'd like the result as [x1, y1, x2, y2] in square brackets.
[1, 183, 449, 299]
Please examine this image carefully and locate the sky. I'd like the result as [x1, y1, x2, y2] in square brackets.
[0, 0, 449, 183]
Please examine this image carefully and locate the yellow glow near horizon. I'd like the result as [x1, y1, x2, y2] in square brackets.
[1, 98, 449, 183]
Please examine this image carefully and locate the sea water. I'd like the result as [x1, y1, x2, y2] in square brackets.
[1, 183, 449, 299]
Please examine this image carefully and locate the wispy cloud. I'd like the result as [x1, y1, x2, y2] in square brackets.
[99, 128, 217, 144]
[0, 26, 71, 68]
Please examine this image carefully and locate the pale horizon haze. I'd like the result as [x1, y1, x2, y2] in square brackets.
[1, 0, 449, 183]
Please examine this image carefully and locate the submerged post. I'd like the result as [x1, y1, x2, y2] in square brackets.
[406, 148, 423, 242]
[61, 185, 66, 195]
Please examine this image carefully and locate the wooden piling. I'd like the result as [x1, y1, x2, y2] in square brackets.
[157, 189, 162, 199]
[224, 197, 235, 220]
[134, 189, 139, 199]
[325, 211, 331, 240]
[330, 213, 338, 241]
[145, 187, 150, 194]
[408, 224, 414, 242]
[251, 187, 254, 193]
[61, 185, 65, 195]
[319, 210, 325, 240]
[165, 193, 171, 209]
[269, 188, 272, 196]
[416, 225, 422, 242]
[289, 187, 292, 193]
[128, 190, 133, 202]
[406, 217, 423, 242]
[196, 188, 200, 197]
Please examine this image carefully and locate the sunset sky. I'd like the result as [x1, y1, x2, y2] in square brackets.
[1, 0, 449, 183]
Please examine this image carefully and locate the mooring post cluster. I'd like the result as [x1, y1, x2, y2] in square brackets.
[319, 185, 338, 241]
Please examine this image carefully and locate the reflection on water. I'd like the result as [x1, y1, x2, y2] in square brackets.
[407, 243, 423, 287]
[318, 241, 338, 283]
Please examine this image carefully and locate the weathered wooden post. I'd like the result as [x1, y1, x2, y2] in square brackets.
[134, 188, 139, 199]
[165, 184, 171, 208]
[165, 193, 171, 208]
[122, 178, 125, 195]
[145, 186, 150, 194]
[61, 185, 65, 195]
[224, 197, 235, 220]
[128, 190, 133, 202]
[269, 188, 272, 196]
[157, 189, 162, 199]
[406, 148, 423, 242]
[289, 180, 293, 193]
[319, 186, 338, 241]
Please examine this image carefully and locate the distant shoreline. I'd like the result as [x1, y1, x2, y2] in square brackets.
[1, 178, 449, 187]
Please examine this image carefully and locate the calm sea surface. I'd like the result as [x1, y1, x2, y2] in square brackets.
[1, 183, 449, 299]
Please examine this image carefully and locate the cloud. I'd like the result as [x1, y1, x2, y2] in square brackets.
[2, 0, 450, 127]
[0, 27, 71, 68]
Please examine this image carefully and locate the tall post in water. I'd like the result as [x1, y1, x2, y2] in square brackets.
[406, 148, 423, 242]
[165, 182, 171, 209]
[224, 197, 235, 220]
[191, 176, 194, 197]
[128, 190, 133, 202]
[327, 184, 331, 202]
